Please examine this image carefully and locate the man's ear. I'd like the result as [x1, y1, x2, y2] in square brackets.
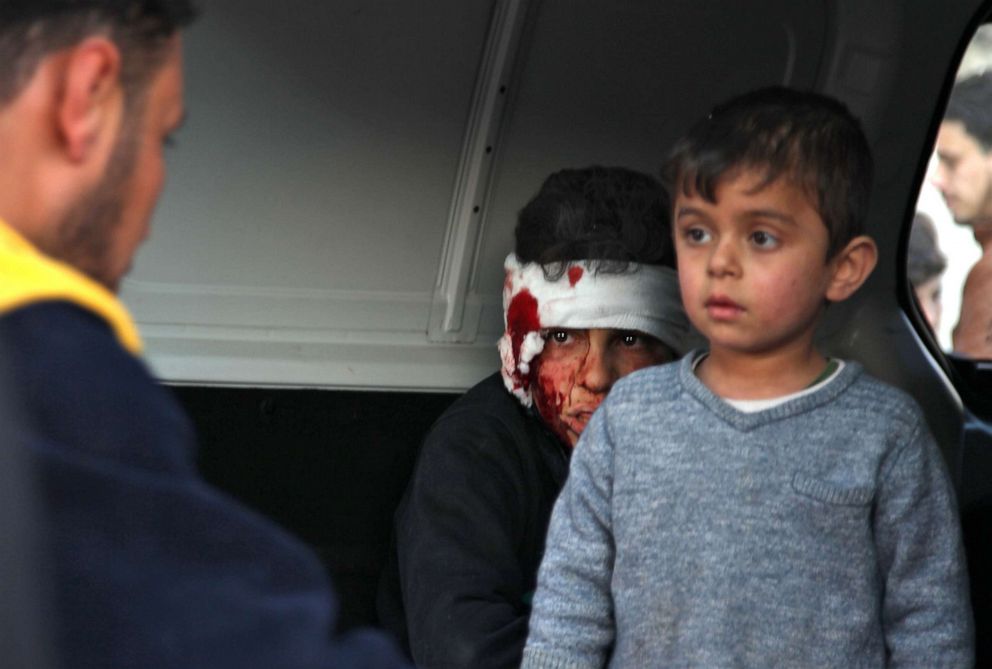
[825, 235, 878, 302]
[57, 37, 123, 163]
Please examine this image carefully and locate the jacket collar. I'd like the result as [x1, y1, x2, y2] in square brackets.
[0, 217, 142, 355]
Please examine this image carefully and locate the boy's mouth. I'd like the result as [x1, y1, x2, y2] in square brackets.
[705, 295, 744, 320]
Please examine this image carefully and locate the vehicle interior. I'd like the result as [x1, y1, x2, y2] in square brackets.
[50, 0, 991, 660]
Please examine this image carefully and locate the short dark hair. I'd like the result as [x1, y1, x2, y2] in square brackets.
[514, 166, 675, 279]
[663, 86, 873, 259]
[907, 211, 946, 286]
[944, 72, 992, 151]
[0, 0, 197, 106]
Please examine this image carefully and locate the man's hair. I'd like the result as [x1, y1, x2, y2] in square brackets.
[0, 0, 196, 107]
[944, 72, 992, 151]
[663, 86, 873, 259]
[907, 211, 946, 286]
[514, 165, 675, 279]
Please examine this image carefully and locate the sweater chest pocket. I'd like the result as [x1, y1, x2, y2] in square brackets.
[788, 472, 875, 561]
[791, 472, 874, 506]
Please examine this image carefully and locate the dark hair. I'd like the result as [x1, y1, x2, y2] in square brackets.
[514, 166, 675, 279]
[907, 211, 946, 285]
[944, 72, 992, 151]
[0, 0, 197, 106]
[662, 86, 873, 259]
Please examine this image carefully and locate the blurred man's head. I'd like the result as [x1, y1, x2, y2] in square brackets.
[934, 73, 992, 227]
[0, 1, 196, 290]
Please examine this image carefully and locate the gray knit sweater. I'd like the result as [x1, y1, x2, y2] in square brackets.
[522, 356, 973, 668]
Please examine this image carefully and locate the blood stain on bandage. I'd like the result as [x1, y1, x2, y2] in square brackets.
[568, 266, 584, 287]
[506, 289, 540, 388]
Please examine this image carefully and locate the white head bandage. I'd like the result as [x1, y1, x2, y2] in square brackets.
[497, 253, 697, 406]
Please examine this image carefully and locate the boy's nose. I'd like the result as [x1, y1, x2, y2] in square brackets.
[576, 345, 613, 394]
[707, 239, 741, 277]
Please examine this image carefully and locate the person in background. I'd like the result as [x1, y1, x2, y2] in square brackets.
[907, 211, 947, 333]
[0, 2, 408, 667]
[377, 166, 697, 668]
[523, 87, 972, 668]
[933, 72, 992, 357]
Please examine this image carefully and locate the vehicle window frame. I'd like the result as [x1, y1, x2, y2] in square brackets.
[902, 10, 992, 422]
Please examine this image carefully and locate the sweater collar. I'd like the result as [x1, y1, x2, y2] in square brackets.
[678, 351, 862, 431]
[0, 217, 143, 355]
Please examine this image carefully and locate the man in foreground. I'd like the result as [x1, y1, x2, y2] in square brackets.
[0, 2, 406, 667]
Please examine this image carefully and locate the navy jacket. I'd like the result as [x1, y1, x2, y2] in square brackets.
[2, 302, 409, 669]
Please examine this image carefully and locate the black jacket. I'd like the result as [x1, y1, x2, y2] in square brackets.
[378, 373, 569, 668]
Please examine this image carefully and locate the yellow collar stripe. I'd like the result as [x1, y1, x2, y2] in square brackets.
[0, 218, 143, 355]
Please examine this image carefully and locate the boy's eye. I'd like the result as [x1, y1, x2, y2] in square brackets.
[619, 332, 642, 347]
[750, 230, 779, 248]
[684, 227, 711, 244]
[614, 331, 663, 351]
[547, 330, 571, 344]
[608, 332, 641, 348]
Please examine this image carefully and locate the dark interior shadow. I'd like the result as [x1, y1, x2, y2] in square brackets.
[173, 384, 458, 631]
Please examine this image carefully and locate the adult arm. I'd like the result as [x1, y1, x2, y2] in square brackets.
[875, 417, 974, 667]
[36, 439, 410, 669]
[952, 258, 992, 358]
[521, 407, 617, 669]
[393, 413, 541, 669]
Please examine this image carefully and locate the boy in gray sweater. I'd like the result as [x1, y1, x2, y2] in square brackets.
[521, 88, 973, 668]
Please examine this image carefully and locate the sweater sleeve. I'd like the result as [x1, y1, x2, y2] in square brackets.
[522, 405, 617, 669]
[392, 414, 535, 669]
[874, 417, 974, 667]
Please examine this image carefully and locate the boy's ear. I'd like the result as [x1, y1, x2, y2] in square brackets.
[56, 37, 123, 163]
[825, 235, 878, 302]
